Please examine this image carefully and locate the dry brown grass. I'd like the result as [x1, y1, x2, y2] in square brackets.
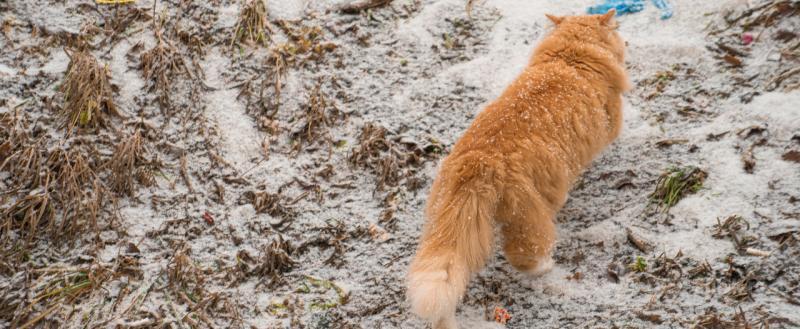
[59, 49, 118, 132]
[107, 131, 157, 196]
[1, 145, 106, 246]
[712, 215, 757, 253]
[349, 123, 390, 167]
[167, 247, 225, 327]
[1, 112, 103, 245]
[252, 236, 295, 287]
[691, 307, 759, 329]
[349, 122, 441, 191]
[235, 50, 287, 118]
[96, 5, 153, 49]
[2, 175, 53, 244]
[47, 147, 102, 240]
[140, 21, 195, 109]
[247, 190, 294, 219]
[234, 20, 335, 119]
[0, 110, 150, 249]
[231, 0, 273, 48]
[291, 81, 341, 151]
[168, 248, 206, 299]
[265, 51, 285, 113]
[0, 137, 45, 191]
[3, 262, 111, 328]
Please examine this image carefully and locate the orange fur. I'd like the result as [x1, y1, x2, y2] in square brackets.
[406, 11, 630, 329]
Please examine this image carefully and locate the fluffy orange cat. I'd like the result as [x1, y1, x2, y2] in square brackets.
[406, 11, 630, 329]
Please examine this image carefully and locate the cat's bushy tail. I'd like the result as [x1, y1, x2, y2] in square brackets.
[407, 156, 499, 329]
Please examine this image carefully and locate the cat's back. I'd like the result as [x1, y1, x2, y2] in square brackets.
[456, 62, 588, 146]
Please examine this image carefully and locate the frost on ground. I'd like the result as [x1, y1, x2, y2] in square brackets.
[0, 0, 798, 328]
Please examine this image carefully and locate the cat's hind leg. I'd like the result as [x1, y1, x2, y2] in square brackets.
[497, 188, 557, 276]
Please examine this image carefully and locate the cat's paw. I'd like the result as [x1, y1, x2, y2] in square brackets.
[522, 256, 554, 277]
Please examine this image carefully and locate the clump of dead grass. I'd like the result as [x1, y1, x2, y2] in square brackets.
[1, 120, 106, 246]
[234, 52, 287, 117]
[59, 49, 119, 131]
[167, 248, 206, 299]
[231, 0, 273, 48]
[0, 136, 45, 192]
[96, 5, 153, 49]
[295, 220, 356, 268]
[291, 81, 342, 152]
[349, 123, 389, 166]
[724, 272, 758, 301]
[234, 20, 335, 118]
[46, 147, 103, 239]
[651, 251, 684, 280]
[137, 16, 210, 110]
[349, 122, 443, 191]
[1, 110, 150, 249]
[349, 123, 405, 191]
[688, 260, 713, 279]
[140, 20, 197, 109]
[712, 215, 749, 239]
[3, 262, 111, 328]
[166, 247, 231, 327]
[246, 190, 295, 219]
[231, 236, 295, 288]
[107, 131, 157, 196]
[2, 177, 54, 244]
[252, 236, 295, 287]
[649, 166, 707, 212]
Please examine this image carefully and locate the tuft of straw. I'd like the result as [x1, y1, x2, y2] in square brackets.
[60, 49, 118, 132]
[107, 131, 157, 196]
[231, 0, 273, 48]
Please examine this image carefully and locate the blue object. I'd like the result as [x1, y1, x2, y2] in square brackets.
[586, 0, 673, 20]
[651, 0, 673, 20]
[587, 0, 645, 16]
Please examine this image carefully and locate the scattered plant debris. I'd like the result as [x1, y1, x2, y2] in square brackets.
[339, 0, 393, 14]
[649, 166, 707, 212]
[629, 256, 648, 273]
[626, 227, 654, 253]
[349, 122, 442, 191]
[712, 215, 757, 253]
[651, 251, 683, 280]
[5, 262, 111, 328]
[301, 275, 349, 311]
[291, 81, 342, 152]
[0, 113, 113, 246]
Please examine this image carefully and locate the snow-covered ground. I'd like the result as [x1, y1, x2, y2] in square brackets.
[1, 0, 798, 328]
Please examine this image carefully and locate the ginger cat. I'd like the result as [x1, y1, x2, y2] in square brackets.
[406, 10, 629, 329]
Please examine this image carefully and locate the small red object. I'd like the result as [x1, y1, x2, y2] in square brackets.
[742, 33, 753, 45]
[493, 306, 511, 324]
[202, 211, 214, 225]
